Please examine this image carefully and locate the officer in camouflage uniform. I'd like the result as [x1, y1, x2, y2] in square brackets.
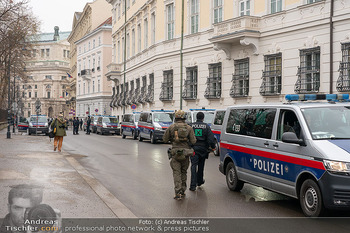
[189, 112, 216, 191]
[163, 110, 197, 200]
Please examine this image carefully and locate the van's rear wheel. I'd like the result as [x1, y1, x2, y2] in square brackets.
[132, 130, 137, 140]
[226, 162, 244, 191]
[300, 179, 324, 217]
[213, 140, 220, 156]
[138, 132, 143, 141]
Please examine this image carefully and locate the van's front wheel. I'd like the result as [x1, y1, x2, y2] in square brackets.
[299, 179, 324, 217]
[226, 162, 244, 191]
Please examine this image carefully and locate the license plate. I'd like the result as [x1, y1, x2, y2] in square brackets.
[110, 131, 115, 133]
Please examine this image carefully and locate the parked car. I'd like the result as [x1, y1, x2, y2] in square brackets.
[210, 109, 226, 156]
[138, 110, 174, 144]
[219, 93, 350, 217]
[96, 116, 120, 135]
[121, 112, 141, 139]
[28, 115, 49, 135]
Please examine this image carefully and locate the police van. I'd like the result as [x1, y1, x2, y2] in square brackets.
[138, 110, 174, 144]
[185, 108, 215, 126]
[219, 94, 350, 217]
[121, 112, 141, 139]
[96, 115, 120, 135]
[210, 109, 226, 156]
[28, 115, 49, 135]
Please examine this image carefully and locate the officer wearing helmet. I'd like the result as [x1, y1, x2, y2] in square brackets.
[163, 110, 197, 200]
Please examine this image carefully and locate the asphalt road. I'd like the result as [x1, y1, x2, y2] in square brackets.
[62, 128, 307, 218]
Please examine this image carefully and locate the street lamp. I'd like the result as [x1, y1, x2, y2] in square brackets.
[7, 50, 11, 139]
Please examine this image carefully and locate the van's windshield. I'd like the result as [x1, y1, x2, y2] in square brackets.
[103, 118, 118, 123]
[153, 113, 173, 123]
[30, 116, 47, 123]
[302, 106, 350, 140]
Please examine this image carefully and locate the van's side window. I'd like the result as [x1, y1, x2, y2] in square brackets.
[214, 111, 225, 125]
[186, 113, 192, 124]
[147, 114, 152, 123]
[226, 108, 276, 139]
[277, 110, 301, 140]
[140, 113, 148, 122]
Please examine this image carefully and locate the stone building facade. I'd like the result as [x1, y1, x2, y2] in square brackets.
[105, 0, 350, 118]
[21, 27, 71, 118]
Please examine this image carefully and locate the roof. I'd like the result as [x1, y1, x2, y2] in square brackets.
[97, 17, 112, 29]
[27, 31, 71, 43]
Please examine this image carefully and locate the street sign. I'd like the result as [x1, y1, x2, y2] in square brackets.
[131, 104, 137, 110]
[86, 111, 89, 114]
[95, 109, 98, 112]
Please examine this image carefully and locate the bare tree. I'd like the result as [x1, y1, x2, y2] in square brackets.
[0, 0, 40, 109]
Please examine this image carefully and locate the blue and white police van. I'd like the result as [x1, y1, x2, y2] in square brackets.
[210, 109, 226, 156]
[95, 115, 120, 135]
[121, 112, 141, 140]
[219, 94, 350, 217]
[28, 115, 49, 135]
[137, 110, 174, 144]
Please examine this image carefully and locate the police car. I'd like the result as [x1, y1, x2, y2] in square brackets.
[28, 115, 49, 135]
[210, 109, 226, 156]
[121, 112, 141, 140]
[219, 94, 350, 217]
[137, 110, 174, 144]
[95, 115, 120, 135]
[17, 116, 29, 132]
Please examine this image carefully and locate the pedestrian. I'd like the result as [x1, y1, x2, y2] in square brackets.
[189, 112, 216, 191]
[79, 118, 83, 130]
[73, 117, 79, 135]
[51, 112, 67, 152]
[86, 116, 91, 135]
[163, 110, 196, 200]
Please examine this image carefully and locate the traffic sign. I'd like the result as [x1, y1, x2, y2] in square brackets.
[95, 109, 98, 112]
[131, 104, 137, 110]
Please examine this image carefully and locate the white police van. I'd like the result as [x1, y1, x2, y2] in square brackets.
[137, 110, 174, 144]
[121, 112, 141, 140]
[28, 115, 49, 135]
[185, 108, 215, 126]
[219, 94, 350, 217]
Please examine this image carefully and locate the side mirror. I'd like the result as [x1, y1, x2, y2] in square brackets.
[282, 132, 305, 146]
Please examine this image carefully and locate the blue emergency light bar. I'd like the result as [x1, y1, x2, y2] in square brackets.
[151, 110, 174, 112]
[189, 109, 216, 111]
[285, 94, 350, 102]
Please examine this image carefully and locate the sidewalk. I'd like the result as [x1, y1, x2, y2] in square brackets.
[0, 129, 117, 218]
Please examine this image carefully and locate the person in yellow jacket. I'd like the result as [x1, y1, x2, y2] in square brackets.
[51, 112, 67, 152]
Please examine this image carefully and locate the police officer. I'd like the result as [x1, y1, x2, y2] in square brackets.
[189, 112, 216, 191]
[163, 110, 196, 200]
[86, 116, 91, 135]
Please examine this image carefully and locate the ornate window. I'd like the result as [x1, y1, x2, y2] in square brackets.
[146, 74, 154, 103]
[213, 0, 222, 23]
[205, 63, 221, 99]
[190, 0, 199, 34]
[337, 43, 350, 92]
[231, 58, 249, 97]
[260, 53, 282, 96]
[138, 76, 147, 103]
[160, 70, 173, 101]
[166, 4, 174, 40]
[271, 0, 282, 14]
[239, 0, 250, 16]
[295, 47, 320, 93]
[183, 66, 197, 100]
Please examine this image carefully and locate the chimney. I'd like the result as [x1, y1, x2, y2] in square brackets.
[53, 26, 59, 41]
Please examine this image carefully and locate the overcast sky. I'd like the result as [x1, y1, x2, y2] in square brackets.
[28, 0, 94, 33]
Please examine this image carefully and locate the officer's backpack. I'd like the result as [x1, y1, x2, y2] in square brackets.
[174, 123, 189, 142]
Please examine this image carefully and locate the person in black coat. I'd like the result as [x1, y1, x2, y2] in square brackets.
[189, 112, 216, 191]
[73, 117, 80, 135]
[79, 118, 83, 130]
[86, 116, 91, 135]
